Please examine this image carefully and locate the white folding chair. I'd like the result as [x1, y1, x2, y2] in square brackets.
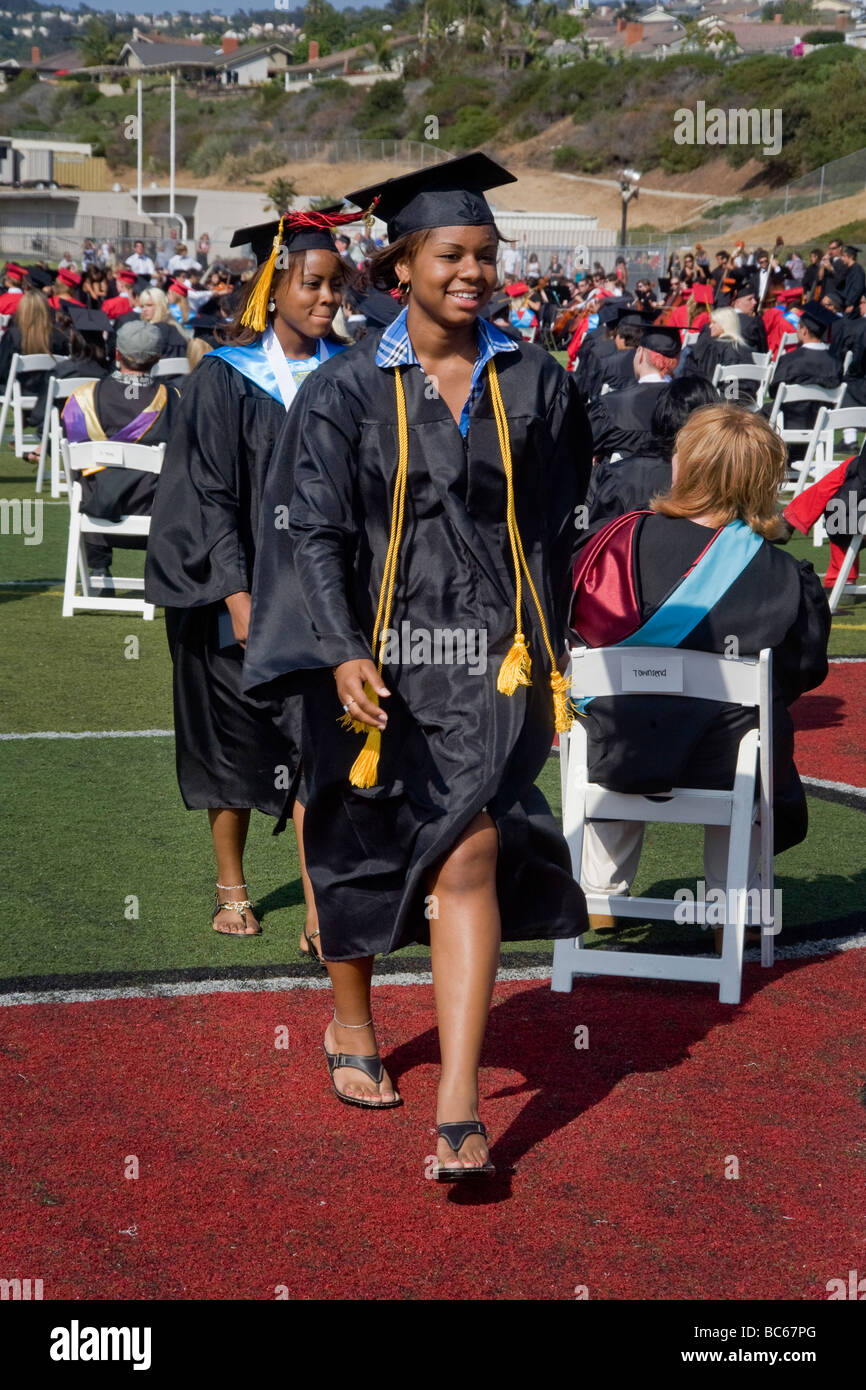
[34, 376, 95, 496]
[842, 349, 853, 375]
[682, 330, 701, 348]
[768, 382, 847, 469]
[151, 357, 190, 377]
[750, 351, 772, 368]
[518, 324, 538, 344]
[552, 646, 775, 1007]
[0, 352, 56, 455]
[773, 331, 799, 365]
[711, 362, 772, 409]
[61, 439, 165, 619]
[786, 404, 866, 502]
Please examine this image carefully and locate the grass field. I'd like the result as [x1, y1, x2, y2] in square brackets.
[2, 427, 864, 990]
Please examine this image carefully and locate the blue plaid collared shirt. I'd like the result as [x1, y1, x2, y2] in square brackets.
[375, 305, 519, 437]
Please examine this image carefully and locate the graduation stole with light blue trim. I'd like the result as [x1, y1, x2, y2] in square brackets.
[209, 337, 340, 405]
[570, 516, 763, 712]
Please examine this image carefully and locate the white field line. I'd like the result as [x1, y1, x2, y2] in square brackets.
[801, 775, 866, 799]
[2, 935, 864, 1008]
[0, 729, 173, 741]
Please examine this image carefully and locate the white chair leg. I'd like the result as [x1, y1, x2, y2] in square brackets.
[35, 410, 52, 493]
[62, 513, 82, 618]
[551, 937, 576, 993]
[828, 535, 862, 613]
[0, 388, 11, 445]
[718, 736, 759, 1005]
[13, 396, 24, 458]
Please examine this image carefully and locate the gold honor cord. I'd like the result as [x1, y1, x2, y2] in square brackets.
[487, 360, 573, 734]
[342, 363, 410, 788]
[342, 356, 573, 790]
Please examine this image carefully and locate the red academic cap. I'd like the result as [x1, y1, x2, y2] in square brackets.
[4, 262, 25, 280]
[779, 287, 804, 302]
[57, 267, 82, 288]
[168, 279, 189, 297]
[691, 284, 713, 305]
[115, 268, 136, 284]
[505, 281, 529, 296]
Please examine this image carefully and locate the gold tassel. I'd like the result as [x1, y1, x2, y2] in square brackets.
[550, 670, 575, 734]
[239, 215, 284, 333]
[349, 720, 381, 789]
[497, 632, 531, 695]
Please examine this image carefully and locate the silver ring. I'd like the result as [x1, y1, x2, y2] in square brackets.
[342, 703, 350, 712]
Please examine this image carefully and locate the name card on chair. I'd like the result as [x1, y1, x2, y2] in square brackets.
[90, 442, 124, 466]
[621, 653, 683, 692]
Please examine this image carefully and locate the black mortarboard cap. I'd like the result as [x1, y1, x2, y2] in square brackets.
[187, 312, 221, 340]
[611, 306, 655, 330]
[639, 323, 682, 355]
[67, 303, 111, 335]
[799, 302, 836, 338]
[133, 274, 152, 295]
[26, 265, 54, 289]
[345, 151, 517, 240]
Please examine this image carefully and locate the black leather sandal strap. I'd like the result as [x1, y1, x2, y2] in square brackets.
[327, 1052, 384, 1084]
[437, 1121, 487, 1153]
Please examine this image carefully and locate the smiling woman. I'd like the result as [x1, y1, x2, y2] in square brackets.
[244, 153, 594, 1180]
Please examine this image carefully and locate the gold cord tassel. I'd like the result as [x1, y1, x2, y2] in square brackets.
[497, 631, 531, 694]
[343, 366, 410, 788]
[488, 360, 574, 734]
[239, 214, 284, 333]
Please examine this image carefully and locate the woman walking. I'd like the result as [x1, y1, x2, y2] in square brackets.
[145, 209, 357, 949]
[245, 155, 591, 1178]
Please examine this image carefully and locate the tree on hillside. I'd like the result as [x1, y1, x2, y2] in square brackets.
[74, 18, 118, 67]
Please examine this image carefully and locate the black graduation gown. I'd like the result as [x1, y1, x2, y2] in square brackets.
[586, 448, 671, 527]
[574, 330, 615, 403]
[29, 354, 107, 430]
[595, 347, 636, 394]
[588, 380, 669, 463]
[144, 353, 305, 819]
[680, 325, 753, 382]
[243, 333, 593, 959]
[738, 312, 768, 354]
[839, 261, 866, 314]
[76, 375, 179, 522]
[573, 514, 830, 853]
[154, 319, 188, 359]
[765, 346, 842, 430]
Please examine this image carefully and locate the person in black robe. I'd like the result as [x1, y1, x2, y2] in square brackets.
[837, 246, 866, 317]
[571, 299, 625, 402]
[586, 375, 719, 528]
[61, 320, 180, 575]
[570, 403, 829, 942]
[27, 307, 109, 431]
[145, 208, 357, 948]
[591, 311, 648, 397]
[780, 435, 866, 590]
[588, 321, 680, 463]
[0, 291, 69, 405]
[679, 311, 754, 384]
[243, 154, 592, 1177]
[764, 302, 842, 433]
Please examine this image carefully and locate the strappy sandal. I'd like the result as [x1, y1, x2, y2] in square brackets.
[300, 923, 327, 969]
[212, 881, 261, 937]
[435, 1122, 496, 1182]
[323, 1014, 402, 1110]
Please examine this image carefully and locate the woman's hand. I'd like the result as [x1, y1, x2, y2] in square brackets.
[224, 590, 251, 648]
[335, 659, 389, 730]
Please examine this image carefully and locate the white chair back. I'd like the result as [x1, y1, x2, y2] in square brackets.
[35, 377, 96, 496]
[711, 362, 772, 408]
[62, 439, 165, 620]
[151, 357, 190, 377]
[551, 645, 775, 1006]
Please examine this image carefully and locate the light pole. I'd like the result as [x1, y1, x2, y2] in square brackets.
[619, 166, 641, 248]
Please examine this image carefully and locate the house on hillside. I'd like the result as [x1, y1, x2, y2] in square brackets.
[582, 15, 688, 58]
[212, 38, 295, 86]
[116, 39, 223, 78]
[284, 33, 416, 88]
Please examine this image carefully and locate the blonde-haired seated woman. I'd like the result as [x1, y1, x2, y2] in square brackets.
[138, 287, 188, 358]
[569, 404, 830, 944]
[681, 305, 755, 392]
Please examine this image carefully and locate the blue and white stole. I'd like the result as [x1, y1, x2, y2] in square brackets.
[209, 330, 344, 410]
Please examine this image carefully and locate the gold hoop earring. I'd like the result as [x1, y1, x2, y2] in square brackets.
[398, 280, 411, 296]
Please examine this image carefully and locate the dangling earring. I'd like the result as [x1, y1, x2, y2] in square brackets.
[398, 280, 410, 296]
[268, 298, 276, 313]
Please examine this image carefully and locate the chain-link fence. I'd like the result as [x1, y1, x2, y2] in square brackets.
[277, 138, 453, 165]
[0, 212, 161, 264]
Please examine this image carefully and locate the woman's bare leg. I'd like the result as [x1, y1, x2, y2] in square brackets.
[209, 807, 260, 935]
[293, 801, 321, 957]
[427, 811, 501, 1170]
[323, 957, 397, 1104]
